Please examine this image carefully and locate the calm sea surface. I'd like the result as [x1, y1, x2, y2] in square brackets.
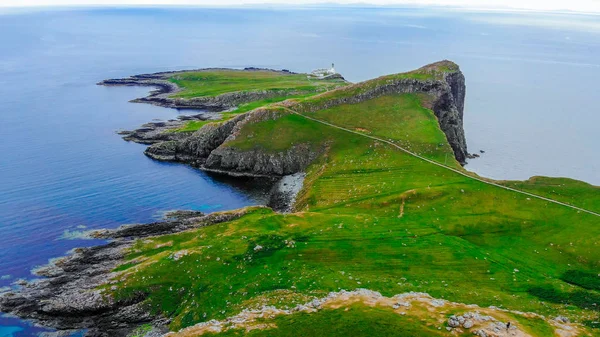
[0, 6, 598, 335]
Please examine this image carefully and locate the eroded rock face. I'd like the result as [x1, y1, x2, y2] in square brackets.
[145, 114, 247, 165]
[204, 144, 321, 177]
[267, 173, 307, 213]
[145, 107, 325, 177]
[438, 70, 468, 164]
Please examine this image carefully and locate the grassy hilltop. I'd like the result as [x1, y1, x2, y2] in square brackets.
[112, 62, 599, 336]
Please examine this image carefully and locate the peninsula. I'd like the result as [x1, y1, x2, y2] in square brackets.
[1, 61, 599, 337]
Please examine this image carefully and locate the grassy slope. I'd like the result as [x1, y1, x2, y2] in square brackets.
[114, 68, 600, 336]
[168, 70, 347, 133]
[500, 176, 600, 213]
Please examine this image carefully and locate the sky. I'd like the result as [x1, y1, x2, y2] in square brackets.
[1, 0, 600, 14]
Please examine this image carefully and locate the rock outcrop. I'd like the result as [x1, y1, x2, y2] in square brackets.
[98, 68, 314, 111]
[0, 207, 263, 337]
[117, 113, 220, 144]
[145, 107, 326, 177]
[203, 143, 322, 177]
[267, 173, 306, 212]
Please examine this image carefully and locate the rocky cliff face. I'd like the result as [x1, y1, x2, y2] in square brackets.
[204, 143, 322, 176]
[437, 70, 468, 164]
[145, 107, 325, 177]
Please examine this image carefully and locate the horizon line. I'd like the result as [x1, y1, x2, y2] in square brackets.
[1, 2, 600, 15]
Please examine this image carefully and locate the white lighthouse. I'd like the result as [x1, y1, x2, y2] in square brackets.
[310, 63, 337, 79]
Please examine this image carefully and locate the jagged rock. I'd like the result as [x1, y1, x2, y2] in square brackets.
[144, 114, 246, 165]
[0, 207, 265, 336]
[117, 113, 219, 144]
[163, 210, 205, 220]
[448, 316, 461, 327]
[205, 144, 321, 176]
[0, 241, 145, 337]
[91, 207, 259, 240]
[463, 319, 474, 329]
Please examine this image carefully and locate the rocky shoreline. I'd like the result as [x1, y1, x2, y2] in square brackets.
[0, 208, 264, 337]
[98, 67, 305, 111]
[117, 112, 221, 144]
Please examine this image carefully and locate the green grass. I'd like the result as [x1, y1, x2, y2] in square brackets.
[304, 93, 459, 167]
[501, 176, 600, 213]
[224, 110, 333, 152]
[170, 70, 346, 99]
[110, 67, 600, 336]
[175, 120, 212, 133]
[202, 304, 456, 337]
[128, 323, 153, 337]
[173, 93, 320, 133]
[167, 70, 347, 133]
[294, 60, 458, 111]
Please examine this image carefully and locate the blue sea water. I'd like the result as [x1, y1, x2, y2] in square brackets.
[0, 6, 598, 335]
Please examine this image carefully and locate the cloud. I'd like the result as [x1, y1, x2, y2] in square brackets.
[1, 0, 600, 14]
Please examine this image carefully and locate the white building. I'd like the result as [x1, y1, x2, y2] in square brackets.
[310, 63, 336, 78]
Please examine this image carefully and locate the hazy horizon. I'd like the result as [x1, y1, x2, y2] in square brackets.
[2, 0, 600, 15]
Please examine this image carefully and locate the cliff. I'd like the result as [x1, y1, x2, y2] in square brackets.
[144, 60, 469, 177]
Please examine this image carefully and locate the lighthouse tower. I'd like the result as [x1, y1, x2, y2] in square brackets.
[329, 63, 336, 74]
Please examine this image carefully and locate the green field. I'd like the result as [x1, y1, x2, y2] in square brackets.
[115, 64, 599, 336]
[167, 70, 347, 133]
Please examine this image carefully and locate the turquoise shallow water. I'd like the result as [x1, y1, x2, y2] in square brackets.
[0, 327, 23, 337]
[0, 6, 598, 335]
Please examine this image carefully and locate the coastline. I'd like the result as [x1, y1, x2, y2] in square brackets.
[1, 68, 316, 336]
[0, 207, 265, 337]
[98, 67, 303, 111]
